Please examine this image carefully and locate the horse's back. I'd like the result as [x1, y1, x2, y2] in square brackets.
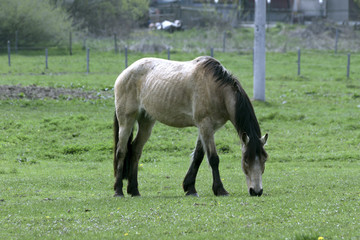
[114, 57, 228, 128]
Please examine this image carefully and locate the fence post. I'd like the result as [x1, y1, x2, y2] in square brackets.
[69, 31, 72, 56]
[45, 48, 48, 69]
[334, 29, 339, 54]
[86, 48, 90, 74]
[125, 46, 128, 69]
[297, 48, 301, 76]
[223, 31, 226, 53]
[211, 47, 214, 57]
[7, 41, 11, 67]
[15, 31, 18, 54]
[114, 33, 118, 54]
[253, 0, 266, 101]
[167, 47, 170, 60]
[347, 53, 350, 78]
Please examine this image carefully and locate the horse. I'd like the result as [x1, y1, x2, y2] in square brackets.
[113, 56, 268, 197]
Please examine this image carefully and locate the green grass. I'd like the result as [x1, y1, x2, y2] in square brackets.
[1, 50, 360, 239]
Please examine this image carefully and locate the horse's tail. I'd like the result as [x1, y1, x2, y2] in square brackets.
[113, 112, 133, 179]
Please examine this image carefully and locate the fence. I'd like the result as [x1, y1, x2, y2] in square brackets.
[1, 21, 359, 80]
[2, 43, 358, 80]
[2, 19, 360, 53]
[2, 27, 357, 54]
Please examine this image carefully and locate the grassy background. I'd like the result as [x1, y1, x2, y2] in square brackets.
[1, 49, 360, 239]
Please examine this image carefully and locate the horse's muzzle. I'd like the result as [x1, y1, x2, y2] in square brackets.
[249, 188, 263, 197]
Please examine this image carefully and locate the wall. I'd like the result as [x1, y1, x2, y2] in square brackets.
[327, 0, 349, 21]
[298, 0, 323, 17]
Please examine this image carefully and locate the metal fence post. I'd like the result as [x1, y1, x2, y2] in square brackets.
[167, 47, 170, 60]
[86, 48, 90, 73]
[45, 48, 48, 69]
[347, 53, 350, 78]
[223, 31, 226, 53]
[15, 31, 18, 54]
[211, 47, 214, 57]
[114, 33, 118, 54]
[334, 29, 339, 54]
[7, 41, 11, 67]
[125, 46, 128, 69]
[69, 31, 72, 56]
[297, 48, 301, 76]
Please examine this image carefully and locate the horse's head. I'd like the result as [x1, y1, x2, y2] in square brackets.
[241, 133, 268, 197]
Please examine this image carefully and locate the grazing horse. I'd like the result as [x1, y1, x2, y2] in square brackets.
[113, 56, 268, 197]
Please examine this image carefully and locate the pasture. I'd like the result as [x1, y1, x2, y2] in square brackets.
[0, 50, 360, 239]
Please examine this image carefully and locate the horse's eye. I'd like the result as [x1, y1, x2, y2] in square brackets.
[243, 159, 249, 167]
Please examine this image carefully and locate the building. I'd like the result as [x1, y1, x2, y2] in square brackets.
[241, 0, 360, 23]
[149, 0, 360, 27]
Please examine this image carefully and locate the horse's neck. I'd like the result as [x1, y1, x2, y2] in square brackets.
[223, 86, 239, 129]
[224, 87, 260, 138]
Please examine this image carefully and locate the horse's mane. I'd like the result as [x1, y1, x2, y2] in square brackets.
[200, 57, 266, 159]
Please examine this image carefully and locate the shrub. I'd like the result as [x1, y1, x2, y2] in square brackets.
[67, 0, 149, 36]
[0, 0, 73, 47]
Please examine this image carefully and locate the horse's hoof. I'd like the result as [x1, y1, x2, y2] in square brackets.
[219, 193, 229, 197]
[113, 193, 124, 198]
[186, 192, 199, 197]
[128, 190, 141, 197]
[215, 189, 229, 196]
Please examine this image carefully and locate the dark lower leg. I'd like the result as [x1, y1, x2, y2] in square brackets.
[113, 111, 138, 197]
[209, 155, 229, 196]
[127, 159, 140, 197]
[127, 180, 140, 196]
[183, 139, 205, 195]
[126, 114, 154, 197]
[114, 149, 124, 197]
[114, 181, 124, 197]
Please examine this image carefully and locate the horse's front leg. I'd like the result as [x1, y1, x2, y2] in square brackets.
[198, 124, 229, 196]
[208, 153, 229, 196]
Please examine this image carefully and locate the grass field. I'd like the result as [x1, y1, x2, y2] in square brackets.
[1, 49, 360, 239]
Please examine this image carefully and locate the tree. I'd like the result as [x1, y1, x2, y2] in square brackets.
[67, 0, 149, 36]
[354, 0, 360, 18]
[0, 0, 73, 47]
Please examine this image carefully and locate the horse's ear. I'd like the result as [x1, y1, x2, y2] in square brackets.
[241, 132, 250, 145]
[261, 133, 268, 146]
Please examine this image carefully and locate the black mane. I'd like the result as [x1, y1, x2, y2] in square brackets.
[201, 57, 266, 159]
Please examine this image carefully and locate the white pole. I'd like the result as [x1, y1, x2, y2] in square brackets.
[253, 0, 266, 101]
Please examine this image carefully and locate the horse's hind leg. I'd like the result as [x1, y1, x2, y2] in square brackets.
[114, 112, 138, 197]
[127, 112, 155, 197]
[183, 136, 205, 196]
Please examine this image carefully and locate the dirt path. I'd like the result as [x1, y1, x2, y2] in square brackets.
[0, 85, 113, 100]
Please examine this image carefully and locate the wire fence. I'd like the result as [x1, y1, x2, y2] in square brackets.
[1, 19, 360, 53]
[1, 43, 359, 81]
[1, 22, 359, 81]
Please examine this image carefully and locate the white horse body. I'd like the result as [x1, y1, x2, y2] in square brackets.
[113, 56, 268, 197]
[115, 57, 231, 129]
